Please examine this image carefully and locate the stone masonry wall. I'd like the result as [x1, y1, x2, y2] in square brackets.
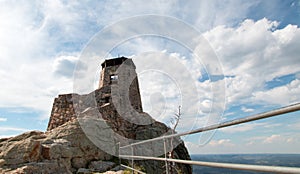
[47, 94, 77, 131]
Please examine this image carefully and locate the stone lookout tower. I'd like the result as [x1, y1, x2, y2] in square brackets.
[98, 57, 143, 113]
[47, 57, 143, 130]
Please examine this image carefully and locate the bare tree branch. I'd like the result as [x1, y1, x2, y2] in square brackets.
[167, 105, 182, 174]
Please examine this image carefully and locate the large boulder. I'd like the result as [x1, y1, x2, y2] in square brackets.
[0, 120, 113, 173]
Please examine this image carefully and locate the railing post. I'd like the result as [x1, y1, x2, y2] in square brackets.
[163, 137, 169, 174]
[117, 142, 121, 166]
[131, 145, 134, 174]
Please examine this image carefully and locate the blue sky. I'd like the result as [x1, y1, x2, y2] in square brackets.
[0, 0, 300, 154]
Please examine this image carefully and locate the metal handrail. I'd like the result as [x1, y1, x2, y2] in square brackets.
[120, 103, 300, 149]
[119, 155, 300, 174]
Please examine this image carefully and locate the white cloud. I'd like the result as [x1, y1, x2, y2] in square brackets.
[52, 55, 87, 78]
[204, 18, 300, 107]
[209, 139, 235, 147]
[241, 106, 254, 113]
[132, 51, 226, 137]
[78, 16, 300, 137]
[263, 134, 282, 144]
[0, 117, 7, 122]
[0, 1, 86, 120]
[134, 52, 208, 126]
[254, 79, 300, 105]
[185, 139, 236, 154]
[186, 132, 300, 154]
[0, 1, 50, 63]
[180, 1, 259, 31]
[246, 133, 300, 146]
[0, 57, 74, 120]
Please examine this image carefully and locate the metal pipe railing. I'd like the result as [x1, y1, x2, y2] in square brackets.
[119, 155, 300, 174]
[120, 103, 300, 149]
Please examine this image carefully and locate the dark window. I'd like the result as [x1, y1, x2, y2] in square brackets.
[104, 97, 109, 103]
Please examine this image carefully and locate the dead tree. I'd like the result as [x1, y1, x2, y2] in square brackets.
[168, 106, 181, 174]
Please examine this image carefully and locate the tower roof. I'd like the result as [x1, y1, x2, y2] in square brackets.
[101, 57, 129, 68]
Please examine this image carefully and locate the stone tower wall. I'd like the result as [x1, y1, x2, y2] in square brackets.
[129, 72, 143, 112]
[47, 94, 77, 130]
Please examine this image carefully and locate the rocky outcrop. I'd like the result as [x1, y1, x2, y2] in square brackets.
[0, 120, 116, 173]
[0, 116, 191, 173]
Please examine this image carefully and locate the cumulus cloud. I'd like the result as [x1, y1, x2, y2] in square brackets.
[246, 133, 300, 146]
[0, 1, 88, 120]
[209, 139, 235, 147]
[186, 132, 300, 154]
[0, 56, 75, 120]
[204, 18, 300, 107]
[0, 117, 7, 122]
[241, 106, 254, 113]
[185, 139, 236, 154]
[104, 17, 300, 135]
[131, 50, 226, 137]
[134, 52, 207, 128]
[263, 134, 282, 144]
[52, 55, 88, 78]
[253, 79, 300, 105]
[180, 0, 259, 31]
